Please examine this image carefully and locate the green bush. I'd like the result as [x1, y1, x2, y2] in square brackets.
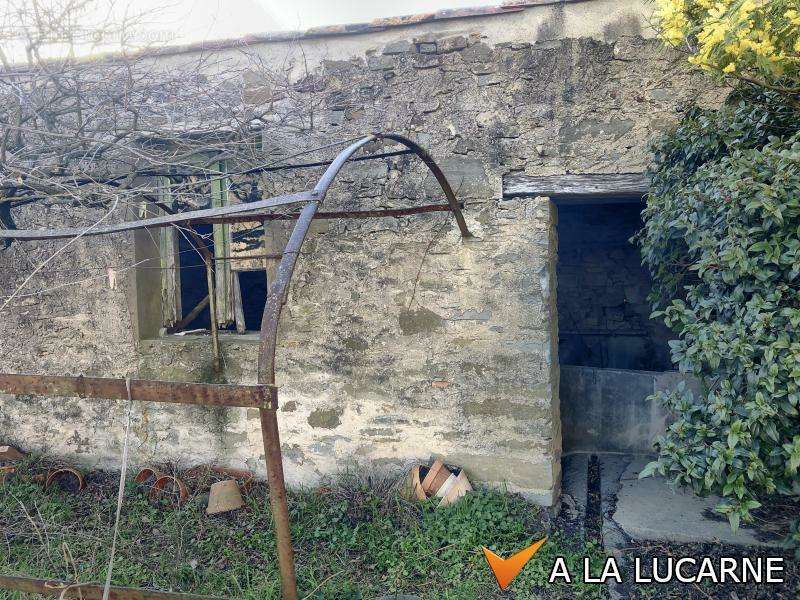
[636, 87, 800, 536]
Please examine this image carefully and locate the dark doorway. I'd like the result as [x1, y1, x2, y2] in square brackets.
[556, 200, 677, 455]
[556, 202, 672, 371]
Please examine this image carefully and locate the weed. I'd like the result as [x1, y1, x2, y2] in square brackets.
[0, 467, 606, 599]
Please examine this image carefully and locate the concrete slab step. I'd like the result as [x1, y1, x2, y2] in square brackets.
[611, 457, 783, 548]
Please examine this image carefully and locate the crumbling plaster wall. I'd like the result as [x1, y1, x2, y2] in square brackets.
[0, 0, 724, 505]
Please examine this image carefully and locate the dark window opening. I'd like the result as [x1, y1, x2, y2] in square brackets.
[174, 224, 268, 333]
[177, 224, 213, 331]
[237, 270, 269, 330]
[556, 202, 673, 371]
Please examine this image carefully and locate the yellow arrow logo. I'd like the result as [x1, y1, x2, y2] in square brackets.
[482, 537, 547, 590]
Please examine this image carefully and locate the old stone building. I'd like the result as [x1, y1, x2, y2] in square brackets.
[0, 0, 721, 505]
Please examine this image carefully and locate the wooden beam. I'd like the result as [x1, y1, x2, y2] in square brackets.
[0, 574, 224, 599]
[232, 272, 247, 333]
[0, 373, 274, 408]
[502, 173, 650, 202]
[165, 294, 210, 334]
[158, 177, 182, 327]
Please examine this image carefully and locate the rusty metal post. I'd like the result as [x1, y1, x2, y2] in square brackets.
[258, 395, 296, 599]
[254, 137, 376, 599]
[255, 202, 321, 600]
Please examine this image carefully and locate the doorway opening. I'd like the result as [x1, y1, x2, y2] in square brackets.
[556, 202, 671, 371]
[555, 200, 675, 455]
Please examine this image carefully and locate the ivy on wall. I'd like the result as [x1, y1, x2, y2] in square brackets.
[636, 87, 800, 543]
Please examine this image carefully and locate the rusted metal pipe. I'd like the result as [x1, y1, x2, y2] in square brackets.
[252, 133, 468, 599]
[0, 373, 273, 408]
[195, 202, 460, 226]
[378, 133, 472, 238]
[252, 139, 376, 599]
[0, 191, 313, 241]
[258, 396, 295, 598]
[255, 202, 321, 600]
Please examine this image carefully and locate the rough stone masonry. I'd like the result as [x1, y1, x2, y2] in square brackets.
[0, 0, 723, 505]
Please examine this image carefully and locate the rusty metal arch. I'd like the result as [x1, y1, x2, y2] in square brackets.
[255, 132, 471, 596]
[0, 132, 471, 600]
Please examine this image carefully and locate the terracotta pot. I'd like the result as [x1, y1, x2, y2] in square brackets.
[0, 465, 14, 483]
[134, 467, 163, 485]
[150, 474, 188, 505]
[420, 459, 451, 496]
[0, 445, 24, 462]
[45, 468, 86, 493]
[434, 473, 458, 499]
[207, 479, 244, 515]
[437, 469, 473, 508]
[404, 465, 427, 501]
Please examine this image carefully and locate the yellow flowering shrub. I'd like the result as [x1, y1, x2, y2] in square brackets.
[654, 0, 800, 88]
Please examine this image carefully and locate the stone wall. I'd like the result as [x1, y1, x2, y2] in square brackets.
[560, 365, 699, 453]
[0, 0, 723, 505]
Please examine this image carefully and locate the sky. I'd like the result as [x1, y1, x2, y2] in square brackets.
[119, 0, 500, 47]
[1, 0, 502, 62]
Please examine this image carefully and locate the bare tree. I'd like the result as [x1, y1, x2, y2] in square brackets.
[0, 0, 340, 240]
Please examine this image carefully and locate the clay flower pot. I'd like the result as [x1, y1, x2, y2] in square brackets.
[404, 459, 473, 508]
[420, 459, 451, 496]
[404, 465, 428, 501]
[135, 467, 188, 504]
[437, 469, 473, 508]
[206, 479, 244, 515]
[0, 445, 24, 462]
[150, 474, 188, 505]
[0, 465, 14, 483]
[45, 468, 86, 493]
[134, 467, 164, 485]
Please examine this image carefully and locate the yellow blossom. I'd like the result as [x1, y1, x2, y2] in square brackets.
[654, 0, 800, 84]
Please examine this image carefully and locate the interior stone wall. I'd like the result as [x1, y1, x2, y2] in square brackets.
[556, 202, 674, 371]
[560, 365, 699, 453]
[0, 1, 723, 505]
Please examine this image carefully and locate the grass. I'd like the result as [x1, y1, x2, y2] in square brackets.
[0, 460, 607, 599]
